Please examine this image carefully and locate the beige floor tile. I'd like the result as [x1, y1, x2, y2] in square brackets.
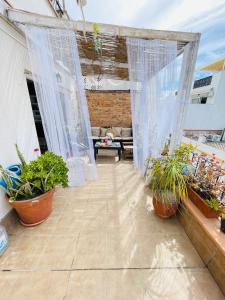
[0, 234, 78, 270]
[109, 232, 204, 269]
[0, 271, 69, 300]
[108, 212, 187, 236]
[73, 231, 109, 269]
[65, 270, 108, 300]
[65, 269, 224, 300]
[73, 230, 203, 269]
[9, 214, 85, 237]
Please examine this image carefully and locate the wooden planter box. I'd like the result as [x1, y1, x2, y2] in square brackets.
[187, 186, 218, 218]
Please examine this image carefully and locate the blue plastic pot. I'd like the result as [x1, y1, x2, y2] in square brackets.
[0, 164, 21, 189]
[181, 164, 187, 175]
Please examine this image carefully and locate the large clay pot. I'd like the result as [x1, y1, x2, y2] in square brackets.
[153, 195, 178, 218]
[187, 186, 218, 218]
[9, 190, 54, 226]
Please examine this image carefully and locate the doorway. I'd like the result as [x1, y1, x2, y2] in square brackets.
[26, 79, 48, 153]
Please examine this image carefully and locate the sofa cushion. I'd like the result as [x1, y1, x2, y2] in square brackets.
[105, 128, 116, 137]
[100, 127, 108, 137]
[122, 128, 132, 137]
[112, 127, 122, 137]
[91, 127, 100, 136]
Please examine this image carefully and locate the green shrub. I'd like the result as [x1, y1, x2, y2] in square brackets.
[148, 155, 187, 204]
[174, 143, 195, 164]
[5, 151, 69, 201]
[21, 152, 68, 194]
[147, 143, 194, 204]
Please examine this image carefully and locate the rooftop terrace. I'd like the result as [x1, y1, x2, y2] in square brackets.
[0, 160, 224, 299]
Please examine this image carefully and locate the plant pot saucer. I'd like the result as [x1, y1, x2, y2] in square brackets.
[19, 216, 50, 227]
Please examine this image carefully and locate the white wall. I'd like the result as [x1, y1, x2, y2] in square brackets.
[184, 72, 225, 130]
[0, 17, 39, 220]
[8, 0, 56, 16]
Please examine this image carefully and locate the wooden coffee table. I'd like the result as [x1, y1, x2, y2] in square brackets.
[94, 142, 122, 160]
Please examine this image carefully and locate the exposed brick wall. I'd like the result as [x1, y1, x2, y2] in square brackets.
[86, 90, 132, 127]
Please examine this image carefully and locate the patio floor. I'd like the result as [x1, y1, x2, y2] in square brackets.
[0, 158, 224, 299]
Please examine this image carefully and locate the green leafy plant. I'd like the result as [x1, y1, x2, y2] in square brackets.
[15, 143, 26, 168]
[206, 198, 220, 210]
[174, 143, 195, 164]
[0, 165, 22, 199]
[186, 152, 225, 202]
[148, 155, 187, 204]
[20, 152, 68, 194]
[207, 198, 225, 219]
[1, 150, 69, 201]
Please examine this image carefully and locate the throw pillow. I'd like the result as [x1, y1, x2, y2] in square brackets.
[112, 127, 121, 137]
[121, 128, 132, 137]
[100, 127, 108, 137]
[91, 127, 100, 136]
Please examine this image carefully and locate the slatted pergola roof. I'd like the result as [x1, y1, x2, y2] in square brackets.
[7, 9, 200, 80]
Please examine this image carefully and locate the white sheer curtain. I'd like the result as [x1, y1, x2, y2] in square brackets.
[127, 38, 179, 175]
[171, 43, 197, 148]
[25, 26, 97, 186]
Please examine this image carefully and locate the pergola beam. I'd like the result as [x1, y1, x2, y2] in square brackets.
[80, 58, 128, 69]
[7, 8, 200, 43]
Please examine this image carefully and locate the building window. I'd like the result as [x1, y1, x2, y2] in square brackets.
[200, 97, 207, 104]
[191, 96, 208, 104]
[193, 76, 212, 89]
[26, 79, 48, 153]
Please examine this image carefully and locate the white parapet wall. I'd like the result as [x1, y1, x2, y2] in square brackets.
[183, 137, 225, 161]
[0, 15, 39, 220]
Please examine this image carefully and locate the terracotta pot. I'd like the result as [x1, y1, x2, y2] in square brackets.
[153, 195, 178, 218]
[9, 190, 54, 226]
[187, 186, 218, 218]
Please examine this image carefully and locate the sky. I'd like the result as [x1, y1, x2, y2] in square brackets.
[68, 0, 225, 79]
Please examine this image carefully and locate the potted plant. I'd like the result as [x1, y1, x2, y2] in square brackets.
[207, 199, 225, 233]
[185, 152, 224, 218]
[0, 146, 68, 226]
[147, 155, 187, 218]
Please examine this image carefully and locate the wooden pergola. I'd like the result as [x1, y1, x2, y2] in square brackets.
[7, 9, 200, 83]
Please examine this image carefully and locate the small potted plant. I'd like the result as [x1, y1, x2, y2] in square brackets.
[147, 143, 194, 218]
[147, 155, 187, 218]
[207, 199, 225, 233]
[0, 146, 68, 226]
[186, 152, 224, 218]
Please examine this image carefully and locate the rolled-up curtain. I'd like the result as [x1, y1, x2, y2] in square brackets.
[25, 26, 97, 186]
[127, 38, 179, 175]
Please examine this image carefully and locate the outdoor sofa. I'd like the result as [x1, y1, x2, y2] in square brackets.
[91, 126, 133, 142]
